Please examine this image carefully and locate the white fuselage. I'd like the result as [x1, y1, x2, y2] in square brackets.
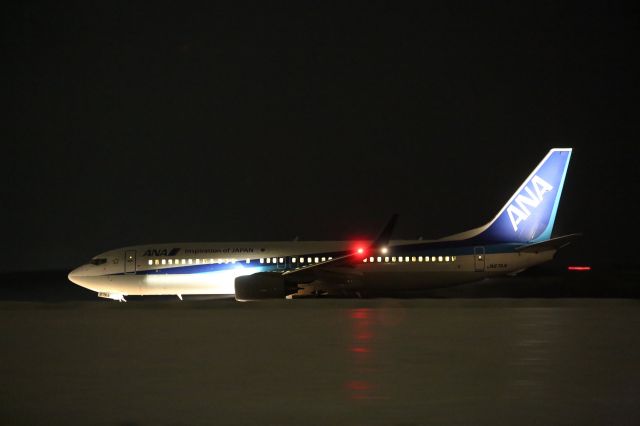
[68, 240, 555, 299]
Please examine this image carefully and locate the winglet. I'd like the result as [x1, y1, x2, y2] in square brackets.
[370, 214, 398, 248]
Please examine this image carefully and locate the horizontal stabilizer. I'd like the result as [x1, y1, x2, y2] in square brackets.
[515, 233, 582, 253]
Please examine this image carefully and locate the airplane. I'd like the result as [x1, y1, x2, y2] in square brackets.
[68, 148, 577, 302]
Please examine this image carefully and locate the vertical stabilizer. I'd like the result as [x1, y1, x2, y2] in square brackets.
[474, 148, 572, 243]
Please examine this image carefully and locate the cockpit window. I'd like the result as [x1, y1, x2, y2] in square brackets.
[90, 258, 107, 265]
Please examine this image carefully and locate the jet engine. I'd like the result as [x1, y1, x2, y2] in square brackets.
[234, 272, 297, 301]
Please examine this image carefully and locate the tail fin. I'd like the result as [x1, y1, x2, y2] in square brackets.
[474, 148, 572, 243]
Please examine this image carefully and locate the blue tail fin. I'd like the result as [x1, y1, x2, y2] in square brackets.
[476, 148, 572, 243]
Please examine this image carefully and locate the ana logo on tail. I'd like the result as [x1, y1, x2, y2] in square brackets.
[507, 175, 553, 231]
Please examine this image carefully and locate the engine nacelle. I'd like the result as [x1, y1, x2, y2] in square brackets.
[235, 272, 292, 301]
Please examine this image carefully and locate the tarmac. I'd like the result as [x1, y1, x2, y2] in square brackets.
[2, 296, 640, 425]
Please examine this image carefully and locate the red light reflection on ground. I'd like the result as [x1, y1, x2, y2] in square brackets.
[345, 308, 380, 400]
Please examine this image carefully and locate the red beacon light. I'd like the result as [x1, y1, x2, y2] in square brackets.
[356, 248, 364, 254]
[568, 266, 591, 271]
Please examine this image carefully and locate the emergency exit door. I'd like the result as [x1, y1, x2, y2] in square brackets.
[125, 250, 136, 274]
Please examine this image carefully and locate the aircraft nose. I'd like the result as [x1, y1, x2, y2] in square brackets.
[68, 265, 91, 286]
[68, 267, 82, 285]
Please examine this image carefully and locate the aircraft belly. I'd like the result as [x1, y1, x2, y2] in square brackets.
[362, 270, 483, 291]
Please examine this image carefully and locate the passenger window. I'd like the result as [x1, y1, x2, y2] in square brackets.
[162, 259, 166, 265]
[377, 257, 382, 263]
[385, 257, 389, 262]
[418, 256, 423, 262]
[154, 259, 159, 265]
[438, 256, 443, 262]
[411, 256, 416, 262]
[188, 259, 193, 264]
[148, 260, 153, 266]
[292, 258, 297, 263]
[445, 256, 450, 262]
[266, 258, 271, 264]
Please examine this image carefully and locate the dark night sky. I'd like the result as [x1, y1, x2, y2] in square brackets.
[3, 1, 640, 272]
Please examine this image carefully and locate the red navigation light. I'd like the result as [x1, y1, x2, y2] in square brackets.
[357, 248, 364, 254]
[568, 266, 591, 271]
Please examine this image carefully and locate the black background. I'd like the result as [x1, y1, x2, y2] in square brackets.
[4, 1, 639, 272]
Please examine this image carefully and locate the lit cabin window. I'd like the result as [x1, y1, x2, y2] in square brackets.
[188, 259, 193, 264]
[279, 258, 284, 263]
[314, 257, 319, 263]
[321, 257, 326, 262]
[438, 256, 443, 262]
[260, 258, 264, 264]
[154, 259, 159, 265]
[452, 256, 456, 262]
[162, 259, 166, 265]
[405, 257, 410, 262]
[425, 256, 430, 262]
[148, 260, 153, 266]
[307, 257, 312, 263]
[411, 256, 416, 262]
[168, 259, 173, 265]
[398, 257, 403, 262]
[385, 256, 389, 262]
[196, 259, 200, 264]
[292, 257, 297, 263]
[369, 257, 374, 262]
[246, 258, 250, 264]
[300, 258, 305, 263]
[210, 259, 214, 263]
[445, 256, 450, 262]
[431, 256, 436, 262]
[363, 258, 367, 263]
[377, 256, 382, 263]
[328, 257, 333, 260]
[180, 259, 185, 265]
[418, 256, 423, 262]
[266, 258, 271, 264]
[392, 257, 397, 262]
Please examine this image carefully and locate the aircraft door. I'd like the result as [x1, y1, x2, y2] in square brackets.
[474, 247, 485, 272]
[125, 250, 136, 274]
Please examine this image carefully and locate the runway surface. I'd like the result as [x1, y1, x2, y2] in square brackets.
[2, 298, 640, 425]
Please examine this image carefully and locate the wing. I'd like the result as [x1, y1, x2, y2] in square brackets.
[281, 214, 398, 292]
